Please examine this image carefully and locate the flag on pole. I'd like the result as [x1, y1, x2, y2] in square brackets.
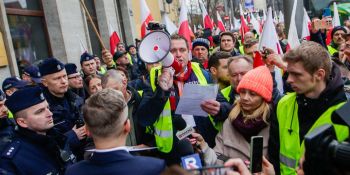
[233, 17, 240, 30]
[239, 4, 250, 43]
[78, 36, 87, 54]
[178, 0, 192, 50]
[278, 11, 284, 23]
[286, 0, 300, 51]
[301, 8, 311, 40]
[109, 23, 120, 56]
[250, 13, 262, 35]
[259, 7, 284, 93]
[161, 13, 178, 35]
[199, 0, 213, 31]
[140, 0, 153, 38]
[216, 11, 226, 32]
[333, 2, 341, 26]
[262, 9, 267, 24]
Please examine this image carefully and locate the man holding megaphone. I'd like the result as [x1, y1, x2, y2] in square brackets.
[136, 32, 218, 165]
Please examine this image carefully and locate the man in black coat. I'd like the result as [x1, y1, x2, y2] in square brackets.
[65, 89, 165, 175]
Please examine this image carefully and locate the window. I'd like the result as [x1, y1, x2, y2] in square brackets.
[84, 0, 102, 58]
[5, 0, 51, 74]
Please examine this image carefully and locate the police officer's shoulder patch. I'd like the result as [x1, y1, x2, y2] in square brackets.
[1, 140, 20, 159]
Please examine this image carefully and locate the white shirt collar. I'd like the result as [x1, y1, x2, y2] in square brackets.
[90, 146, 129, 153]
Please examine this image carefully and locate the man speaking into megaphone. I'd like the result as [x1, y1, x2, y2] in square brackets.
[136, 32, 218, 165]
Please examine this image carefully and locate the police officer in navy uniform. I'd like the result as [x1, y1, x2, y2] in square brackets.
[38, 58, 86, 160]
[65, 63, 86, 100]
[0, 90, 16, 152]
[2, 76, 28, 97]
[65, 89, 165, 175]
[0, 86, 75, 175]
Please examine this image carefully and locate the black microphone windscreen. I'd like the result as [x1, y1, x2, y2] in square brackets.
[332, 101, 350, 126]
[173, 117, 187, 131]
[176, 139, 194, 157]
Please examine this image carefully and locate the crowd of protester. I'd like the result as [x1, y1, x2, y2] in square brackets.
[0, 17, 350, 175]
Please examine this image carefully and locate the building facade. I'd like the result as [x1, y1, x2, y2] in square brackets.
[0, 0, 179, 82]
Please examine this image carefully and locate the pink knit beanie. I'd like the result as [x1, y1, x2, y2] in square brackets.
[236, 66, 273, 102]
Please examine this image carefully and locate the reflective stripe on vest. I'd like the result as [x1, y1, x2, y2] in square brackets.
[239, 45, 244, 55]
[148, 66, 173, 153]
[126, 53, 133, 65]
[327, 45, 337, 56]
[276, 92, 349, 175]
[8, 111, 13, 119]
[221, 86, 232, 102]
[208, 86, 232, 131]
[148, 62, 207, 153]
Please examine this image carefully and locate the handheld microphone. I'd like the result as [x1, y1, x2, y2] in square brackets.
[173, 116, 187, 131]
[176, 139, 195, 157]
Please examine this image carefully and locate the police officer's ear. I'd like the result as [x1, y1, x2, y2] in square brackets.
[5, 89, 15, 97]
[314, 68, 326, 81]
[41, 77, 49, 87]
[15, 116, 28, 128]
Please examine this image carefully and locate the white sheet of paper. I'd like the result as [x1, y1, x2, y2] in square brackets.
[175, 84, 218, 117]
[182, 114, 196, 127]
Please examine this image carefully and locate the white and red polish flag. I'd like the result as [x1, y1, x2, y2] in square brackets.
[109, 23, 120, 56]
[178, 0, 192, 50]
[199, 0, 213, 31]
[286, 0, 300, 52]
[301, 8, 311, 41]
[239, 4, 250, 43]
[78, 36, 87, 54]
[140, 0, 153, 38]
[250, 12, 262, 35]
[258, 7, 284, 93]
[216, 11, 226, 32]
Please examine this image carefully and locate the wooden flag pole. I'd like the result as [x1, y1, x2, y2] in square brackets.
[79, 0, 106, 49]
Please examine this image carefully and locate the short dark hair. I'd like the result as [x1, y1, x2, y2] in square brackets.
[283, 41, 331, 80]
[208, 51, 232, 69]
[83, 88, 127, 138]
[220, 32, 235, 42]
[171, 34, 189, 49]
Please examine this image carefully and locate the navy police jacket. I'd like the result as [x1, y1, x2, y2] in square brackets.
[0, 128, 75, 175]
[0, 118, 16, 152]
[65, 149, 165, 175]
[43, 88, 84, 148]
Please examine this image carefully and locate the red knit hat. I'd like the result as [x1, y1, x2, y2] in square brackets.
[236, 66, 273, 102]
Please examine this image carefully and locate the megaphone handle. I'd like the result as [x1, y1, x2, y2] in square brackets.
[155, 69, 159, 87]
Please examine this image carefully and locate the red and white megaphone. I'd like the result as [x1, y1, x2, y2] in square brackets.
[138, 30, 182, 73]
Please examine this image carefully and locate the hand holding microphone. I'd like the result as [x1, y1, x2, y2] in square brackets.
[189, 132, 208, 152]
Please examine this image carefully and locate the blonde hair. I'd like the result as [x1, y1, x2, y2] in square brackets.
[229, 98, 270, 123]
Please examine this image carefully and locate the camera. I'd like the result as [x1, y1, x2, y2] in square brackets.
[75, 119, 85, 129]
[147, 22, 166, 31]
[303, 101, 350, 175]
